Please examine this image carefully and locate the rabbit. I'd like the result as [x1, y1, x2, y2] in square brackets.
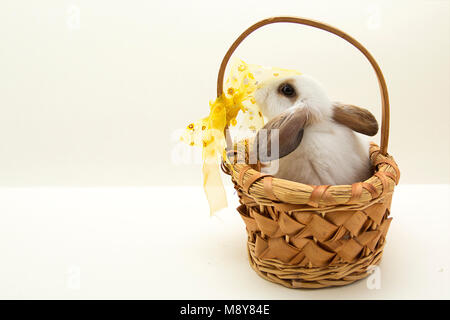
[251, 74, 378, 185]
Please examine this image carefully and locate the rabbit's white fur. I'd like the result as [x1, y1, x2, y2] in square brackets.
[254, 75, 372, 185]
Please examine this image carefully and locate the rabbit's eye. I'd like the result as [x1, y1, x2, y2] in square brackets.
[278, 83, 296, 98]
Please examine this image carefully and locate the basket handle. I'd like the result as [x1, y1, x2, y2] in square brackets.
[217, 16, 390, 155]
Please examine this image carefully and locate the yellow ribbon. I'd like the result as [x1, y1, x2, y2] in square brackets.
[181, 60, 300, 215]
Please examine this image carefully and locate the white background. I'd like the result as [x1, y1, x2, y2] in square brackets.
[0, 0, 449, 299]
[0, 0, 449, 186]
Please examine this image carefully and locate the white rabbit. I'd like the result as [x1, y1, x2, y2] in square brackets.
[252, 75, 378, 185]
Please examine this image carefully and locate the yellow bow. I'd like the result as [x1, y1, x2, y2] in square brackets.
[181, 60, 300, 215]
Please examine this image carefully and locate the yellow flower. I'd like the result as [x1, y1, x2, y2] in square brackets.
[181, 59, 301, 215]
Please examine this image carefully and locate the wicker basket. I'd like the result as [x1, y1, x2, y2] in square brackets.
[219, 17, 400, 289]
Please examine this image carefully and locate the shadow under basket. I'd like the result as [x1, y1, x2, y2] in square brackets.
[217, 17, 400, 289]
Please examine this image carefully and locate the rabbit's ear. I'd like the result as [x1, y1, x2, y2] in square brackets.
[254, 107, 307, 162]
[332, 102, 378, 136]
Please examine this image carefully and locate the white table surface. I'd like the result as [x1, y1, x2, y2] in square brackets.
[0, 184, 449, 299]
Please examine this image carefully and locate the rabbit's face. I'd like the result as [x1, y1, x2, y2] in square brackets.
[254, 74, 332, 122]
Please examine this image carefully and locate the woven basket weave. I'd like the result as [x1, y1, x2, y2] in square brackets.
[219, 17, 400, 289]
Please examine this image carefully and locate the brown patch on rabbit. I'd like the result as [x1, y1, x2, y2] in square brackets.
[332, 103, 379, 136]
[254, 107, 308, 161]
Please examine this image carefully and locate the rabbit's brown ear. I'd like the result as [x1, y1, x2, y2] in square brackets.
[254, 107, 307, 162]
[332, 102, 378, 136]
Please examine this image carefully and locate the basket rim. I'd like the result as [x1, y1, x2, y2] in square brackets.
[224, 142, 399, 207]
